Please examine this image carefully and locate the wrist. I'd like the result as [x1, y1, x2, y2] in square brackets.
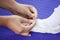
[0, 16, 8, 26]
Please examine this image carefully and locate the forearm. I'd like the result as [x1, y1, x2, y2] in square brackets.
[0, 0, 21, 14]
[0, 0, 17, 11]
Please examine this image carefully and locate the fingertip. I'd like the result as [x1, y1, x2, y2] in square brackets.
[28, 34, 31, 36]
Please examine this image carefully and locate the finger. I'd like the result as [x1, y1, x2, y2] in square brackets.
[28, 6, 38, 19]
[21, 17, 33, 24]
[29, 6, 37, 14]
[21, 32, 31, 36]
[19, 4, 33, 18]
[28, 20, 35, 28]
[25, 9, 34, 19]
[23, 20, 35, 32]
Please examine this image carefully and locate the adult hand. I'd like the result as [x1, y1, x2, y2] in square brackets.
[0, 0, 38, 19]
[2, 15, 35, 36]
[11, 3, 38, 20]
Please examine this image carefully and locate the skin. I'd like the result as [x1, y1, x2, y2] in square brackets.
[0, 0, 37, 19]
[0, 15, 35, 36]
[0, 0, 37, 36]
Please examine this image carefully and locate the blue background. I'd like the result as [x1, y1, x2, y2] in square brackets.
[0, 0, 60, 40]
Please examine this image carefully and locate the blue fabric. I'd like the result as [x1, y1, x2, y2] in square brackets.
[0, 0, 60, 40]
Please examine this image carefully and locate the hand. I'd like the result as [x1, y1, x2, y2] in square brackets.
[11, 3, 38, 20]
[0, 0, 38, 19]
[2, 15, 35, 36]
